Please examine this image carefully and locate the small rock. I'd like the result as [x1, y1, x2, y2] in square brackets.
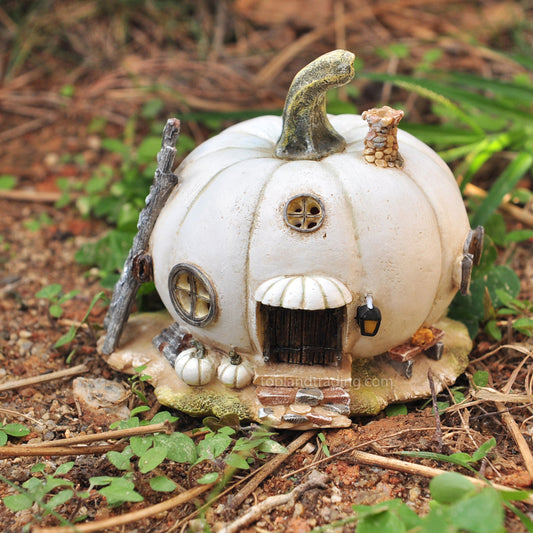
[72, 377, 130, 427]
[306, 412, 333, 425]
[295, 387, 324, 406]
[283, 413, 309, 424]
[16, 340, 33, 356]
[291, 404, 312, 414]
[322, 403, 350, 415]
[330, 485, 342, 503]
[301, 442, 316, 454]
[31, 343, 49, 360]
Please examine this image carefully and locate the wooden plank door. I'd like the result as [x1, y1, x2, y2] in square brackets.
[262, 305, 343, 365]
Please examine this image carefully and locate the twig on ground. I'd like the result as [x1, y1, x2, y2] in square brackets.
[219, 471, 328, 533]
[351, 448, 533, 503]
[0, 189, 65, 203]
[0, 364, 88, 392]
[24, 421, 173, 447]
[0, 114, 57, 143]
[469, 343, 531, 365]
[464, 183, 533, 228]
[32, 483, 212, 533]
[170, 459, 272, 532]
[496, 403, 533, 482]
[0, 408, 45, 427]
[0, 443, 126, 457]
[229, 430, 316, 510]
[281, 426, 470, 480]
[494, 350, 533, 482]
[428, 369, 444, 452]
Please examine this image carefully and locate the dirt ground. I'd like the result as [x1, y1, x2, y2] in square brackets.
[1, 1, 533, 531]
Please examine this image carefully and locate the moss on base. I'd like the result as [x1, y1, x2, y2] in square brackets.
[156, 385, 252, 420]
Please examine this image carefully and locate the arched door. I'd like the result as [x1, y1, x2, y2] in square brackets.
[262, 305, 344, 365]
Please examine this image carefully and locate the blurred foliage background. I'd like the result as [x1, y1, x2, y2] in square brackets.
[1, 0, 532, 337]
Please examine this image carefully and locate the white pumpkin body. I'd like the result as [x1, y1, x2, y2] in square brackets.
[150, 114, 470, 361]
[174, 350, 215, 386]
[217, 359, 254, 389]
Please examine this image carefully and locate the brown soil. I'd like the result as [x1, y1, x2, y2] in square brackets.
[0, 1, 532, 531]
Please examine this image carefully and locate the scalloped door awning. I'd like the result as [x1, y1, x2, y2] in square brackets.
[254, 275, 352, 310]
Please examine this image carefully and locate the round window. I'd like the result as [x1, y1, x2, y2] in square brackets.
[284, 194, 325, 232]
[168, 264, 217, 327]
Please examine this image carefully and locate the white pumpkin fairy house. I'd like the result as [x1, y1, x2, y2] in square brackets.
[101, 50, 482, 429]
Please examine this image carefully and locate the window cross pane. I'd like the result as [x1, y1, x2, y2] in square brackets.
[168, 264, 216, 327]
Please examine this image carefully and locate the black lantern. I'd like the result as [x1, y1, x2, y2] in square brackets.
[356, 297, 382, 337]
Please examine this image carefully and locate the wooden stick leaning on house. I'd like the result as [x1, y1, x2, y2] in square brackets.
[101, 118, 180, 355]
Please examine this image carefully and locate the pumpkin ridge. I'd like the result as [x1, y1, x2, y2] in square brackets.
[279, 272, 302, 308]
[183, 144, 274, 165]
[245, 160, 289, 354]
[397, 152, 446, 326]
[216, 128, 277, 146]
[321, 157, 365, 279]
[173, 156, 281, 239]
[314, 275, 329, 309]
[317, 274, 348, 308]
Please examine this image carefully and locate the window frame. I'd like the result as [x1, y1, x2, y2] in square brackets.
[168, 264, 217, 327]
[283, 194, 325, 233]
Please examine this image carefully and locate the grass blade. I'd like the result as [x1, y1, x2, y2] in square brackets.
[471, 152, 533, 227]
[445, 72, 533, 104]
[458, 131, 521, 191]
[400, 123, 484, 148]
[363, 72, 533, 126]
[362, 72, 485, 134]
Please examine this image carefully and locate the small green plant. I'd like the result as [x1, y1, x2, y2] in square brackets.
[472, 370, 489, 388]
[0, 411, 285, 523]
[23, 212, 54, 232]
[2, 462, 88, 531]
[53, 290, 107, 350]
[96, 411, 287, 507]
[484, 288, 533, 341]
[127, 364, 153, 405]
[318, 432, 331, 457]
[0, 422, 30, 446]
[311, 476, 533, 533]
[35, 284, 80, 319]
[385, 404, 408, 417]
[0, 174, 16, 190]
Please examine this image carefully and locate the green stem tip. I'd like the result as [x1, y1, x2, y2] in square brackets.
[275, 49, 355, 161]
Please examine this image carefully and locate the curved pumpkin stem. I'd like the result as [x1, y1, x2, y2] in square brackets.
[228, 348, 242, 365]
[191, 339, 206, 358]
[275, 49, 355, 161]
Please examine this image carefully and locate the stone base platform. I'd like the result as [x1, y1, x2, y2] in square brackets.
[100, 311, 472, 429]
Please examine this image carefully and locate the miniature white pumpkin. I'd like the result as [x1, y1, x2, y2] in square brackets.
[174, 341, 215, 386]
[217, 351, 254, 389]
[150, 50, 478, 362]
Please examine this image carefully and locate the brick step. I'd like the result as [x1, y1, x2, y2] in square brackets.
[259, 405, 352, 427]
[256, 386, 350, 406]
